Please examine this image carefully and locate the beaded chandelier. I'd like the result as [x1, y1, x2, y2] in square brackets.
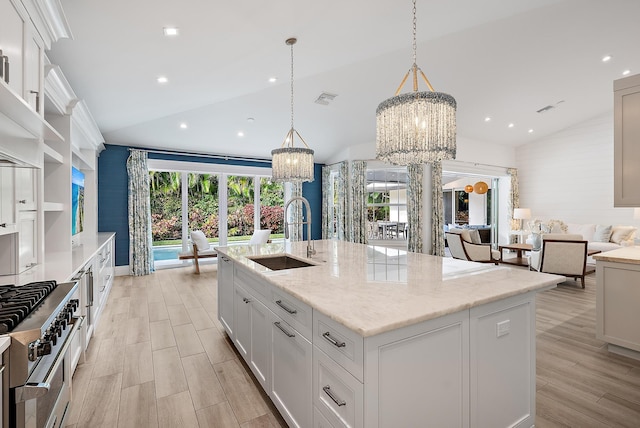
[376, 0, 457, 165]
[271, 38, 314, 182]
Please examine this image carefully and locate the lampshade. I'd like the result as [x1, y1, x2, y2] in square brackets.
[375, 0, 456, 166]
[473, 181, 488, 194]
[513, 208, 531, 220]
[271, 38, 314, 183]
[634, 208, 640, 220]
[464, 184, 474, 193]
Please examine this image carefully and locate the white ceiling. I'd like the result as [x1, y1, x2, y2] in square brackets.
[48, 0, 640, 163]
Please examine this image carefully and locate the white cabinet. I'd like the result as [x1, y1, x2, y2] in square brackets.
[23, 28, 44, 114]
[233, 283, 271, 392]
[17, 210, 37, 271]
[271, 312, 313, 428]
[0, 168, 15, 226]
[0, 0, 26, 96]
[15, 168, 37, 210]
[614, 73, 640, 207]
[218, 255, 234, 337]
[596, 260, 640, 355]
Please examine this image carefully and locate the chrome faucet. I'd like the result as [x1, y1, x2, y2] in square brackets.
[284, 196, 316, 258]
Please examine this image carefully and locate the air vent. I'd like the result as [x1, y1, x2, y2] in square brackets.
[314, 92, 338, 105]
[536, 100, 565, 114]
[536, 105, 555, 114]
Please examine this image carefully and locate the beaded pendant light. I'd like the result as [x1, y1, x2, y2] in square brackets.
[271, 38, 314, 182]
[376, 0, 457, 165]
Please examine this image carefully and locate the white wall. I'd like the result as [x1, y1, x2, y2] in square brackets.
[516, 112, 637, 226]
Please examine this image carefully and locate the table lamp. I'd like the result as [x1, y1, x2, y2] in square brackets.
[513, 208, 531, 231]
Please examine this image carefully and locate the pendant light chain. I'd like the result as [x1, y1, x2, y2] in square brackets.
[290, 40, 295, 138]
[412, 0, 417, 67]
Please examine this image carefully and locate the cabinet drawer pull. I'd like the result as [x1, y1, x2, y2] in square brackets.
[323, 386, 346, 407]
[322, 332, 346, 348]
[222, 256, 230, 262]
[18, 199, 27, 204]
[275, 300, 297, 314]
[242, 297, 251, 304]
[274, 321, 295, 338]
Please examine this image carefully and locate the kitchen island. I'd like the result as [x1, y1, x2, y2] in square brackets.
[216, 240, 563, 428]
[594, 246, 640, 360]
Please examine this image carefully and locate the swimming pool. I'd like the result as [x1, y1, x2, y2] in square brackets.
[153, 246, 182, 261]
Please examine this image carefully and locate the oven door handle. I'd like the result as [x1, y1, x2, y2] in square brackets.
[14, 316, 84, 403]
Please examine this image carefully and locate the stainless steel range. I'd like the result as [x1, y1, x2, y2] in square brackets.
[1, 280, 82, 428]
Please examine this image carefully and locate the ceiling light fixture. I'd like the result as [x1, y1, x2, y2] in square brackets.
[269, 77, 277, 83]
[179, 123, 188, 129]
[237, 131, 244, 137]
[508, 123, 515, 128]
[163, 27, 179, 36]
[375, 0, 456, 165]
[528, 129, 534, 133]
[157, 76, 168, 84]
[623, 69, 631, 76]
[484, 117, 491, 122]
[271, 38, 314, 183]
[602, 55, 612, 62]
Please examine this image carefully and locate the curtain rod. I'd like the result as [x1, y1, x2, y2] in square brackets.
[128, 147, 272, 164]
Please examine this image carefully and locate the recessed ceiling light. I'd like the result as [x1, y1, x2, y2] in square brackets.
[602, 55, 612, 62]
[237, 131, 244, 137]
[179, 123, 188, 129]
[508, 123, 515, 128]
[623, 69, 631, 76]
[268, 77, 277, 83]
[484, 117, 491, 122]
[528, 129, 534, 134]
[157, 76, 168, 84]
[163, 27, 179, 36]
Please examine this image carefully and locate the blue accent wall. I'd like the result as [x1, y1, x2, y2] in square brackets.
[98, 144, 324, 267]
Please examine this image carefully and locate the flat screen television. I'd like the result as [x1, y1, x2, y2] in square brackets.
[72, 166, 85, 236]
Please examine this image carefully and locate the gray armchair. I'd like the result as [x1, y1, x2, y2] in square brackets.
[445, 232, 501, 264]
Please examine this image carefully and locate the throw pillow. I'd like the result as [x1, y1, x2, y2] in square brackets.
[610, 226, 636, 244]
[593, 225, 613, 242]
[448, 228, 472, 242]
[191, 230, 210, 251]
[469, 230, 482, 244]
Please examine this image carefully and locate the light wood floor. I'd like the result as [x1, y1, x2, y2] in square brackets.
[64, 263, 287, 428]
[64, 263, 640, 427]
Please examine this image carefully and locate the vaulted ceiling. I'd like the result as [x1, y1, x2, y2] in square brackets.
[48, 0, 640, 163]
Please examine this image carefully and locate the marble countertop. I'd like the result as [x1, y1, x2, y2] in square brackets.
[216, 240, 563, 337]
[593, 246, 640, 265]
[0, 232, 115, 286]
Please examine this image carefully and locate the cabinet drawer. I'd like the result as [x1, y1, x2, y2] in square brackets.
[314, 406, 336, 428]
[269, 286, 312, 340]
[235, 266, 270, 298]
[313, 311, 363, 382]
[313, 347, 363, 428]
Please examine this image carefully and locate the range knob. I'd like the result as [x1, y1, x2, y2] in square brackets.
[44, 330, 57, 346]
[38, 340, 52, 357]
[68, 299, 79, 312]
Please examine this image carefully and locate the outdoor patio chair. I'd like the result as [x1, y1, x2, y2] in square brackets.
[179, 230, 217, 274]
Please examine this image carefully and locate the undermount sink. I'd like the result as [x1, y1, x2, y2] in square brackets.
[248, 254, 314, 271]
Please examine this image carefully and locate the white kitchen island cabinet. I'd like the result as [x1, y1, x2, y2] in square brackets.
[216, 240, 562, 428]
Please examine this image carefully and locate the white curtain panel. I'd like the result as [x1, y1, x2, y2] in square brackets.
[507, 168, 520, 244]
[127, 149, 155, 276]
[321, 166, 331, 239]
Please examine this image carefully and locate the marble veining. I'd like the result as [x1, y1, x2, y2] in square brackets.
[593, 246, 640, 265]
[216, 240, 563, 337]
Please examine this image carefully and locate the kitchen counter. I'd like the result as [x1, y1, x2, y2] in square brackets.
[0, 232, 115, 286]
[593, 245, 640, 264]
[216, 239, 563, 337]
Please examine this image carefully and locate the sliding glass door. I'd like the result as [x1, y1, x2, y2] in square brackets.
[148, 161, 283, 268]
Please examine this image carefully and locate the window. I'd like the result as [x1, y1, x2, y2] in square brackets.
[366, 167, 408, 242]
